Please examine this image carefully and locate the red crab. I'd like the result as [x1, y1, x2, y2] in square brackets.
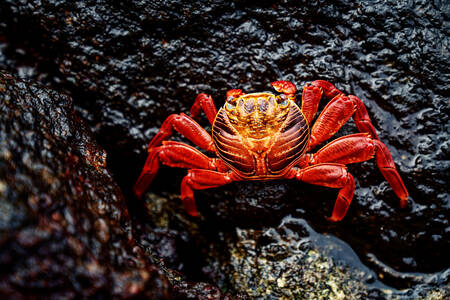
[134, 80, 408, 221]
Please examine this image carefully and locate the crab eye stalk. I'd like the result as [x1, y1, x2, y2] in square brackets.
[225, 102, 236, 111]
[226, 96, 237, 103]
[276, 94, 289, 108]
[279, 99, 289, 107]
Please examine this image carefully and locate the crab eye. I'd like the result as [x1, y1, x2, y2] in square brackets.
[279, 99, 289, 106]
[276, 95, 289, 107]
[226, 102, 236, 110]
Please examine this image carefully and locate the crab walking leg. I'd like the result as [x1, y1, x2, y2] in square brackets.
[308, 94, 355, 148]
[134, 141, 222, 198]
[308, 133, 409, 206]
[348, 95, 379, 140]
[300, 83, 323, 125]
[190, 93, 218, 125]
[309, 80, 379, 149]
[289, 164, 355, 222]
[147, 113, 215, 152]
[310, 80, 343, 98]
[181, 169, 236, 217]
[308, 92, 381, 149]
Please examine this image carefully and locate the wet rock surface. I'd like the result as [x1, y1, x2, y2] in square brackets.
[1, 0, 449, 299]
[0, 72, 239, 299]
[142, 191, 449, 299]
[0, 72, 172, 298]
[225, 217, 450, 299]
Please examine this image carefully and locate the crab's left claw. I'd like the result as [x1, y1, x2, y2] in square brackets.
[271, 80, 297, 101]
[226, 89, 244, 102]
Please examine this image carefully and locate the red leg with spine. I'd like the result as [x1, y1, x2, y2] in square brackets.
[308, 133, 408, 206]
[300, 83, 323, 125]
[147, 113, 215, 152]
[287, 164, 355, 222]
[181, 169, 237, 216]
[308, 94, 355, 148]
[133, 141, 222, 198]
[310, 80, 342, 98]
[190, 93, 218, 125]
[309, 80, 379, 149]
[348, 95, 379, 139]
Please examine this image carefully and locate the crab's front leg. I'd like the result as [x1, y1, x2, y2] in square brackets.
[272, 80, 337, 126]
[272, 80, 326, 126]
[134, 141, 227, 198]
[311, 80, 378, 139]
[308, 81, 379, 149]
[146, 113, 215, 152]
[190, 93, 218, 125]
[286, 164, 355, 222]
[181, 169, 239, 216]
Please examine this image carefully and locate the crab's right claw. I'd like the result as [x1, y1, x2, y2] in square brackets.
[271, 80, 297, 101]
[271, 80, 297, 94]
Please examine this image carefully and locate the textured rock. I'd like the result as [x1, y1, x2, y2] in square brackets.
[0, 72, 172, 298]
[141, 192, 449, 299]
[224, 216, 450, 299]
[0, 0, 448, 298]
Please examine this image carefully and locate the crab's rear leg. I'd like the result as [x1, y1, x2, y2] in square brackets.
[190, 93, 218, 125]
[134, 141, 226, 198]
[308, 133, 408, 207]
[181, 169, 237, 216]
[286, 164, 355, 222]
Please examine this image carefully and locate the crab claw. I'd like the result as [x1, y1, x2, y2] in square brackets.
[271, 80, 297, 95]
[226, 89, 244, 101]
[271, 80, 297, 101]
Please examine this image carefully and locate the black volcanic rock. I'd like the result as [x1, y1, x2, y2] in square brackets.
[0, 72, 173, 298]
[0, 0, 449, 298]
